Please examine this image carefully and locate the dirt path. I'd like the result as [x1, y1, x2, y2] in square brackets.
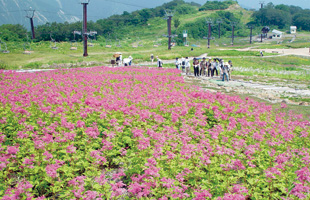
[236, 48, 310, 57]
[138, 53, 208, 66]
[183, 73, 310, 106]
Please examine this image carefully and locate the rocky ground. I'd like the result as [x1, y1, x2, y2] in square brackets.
[183, 73, 310, 106]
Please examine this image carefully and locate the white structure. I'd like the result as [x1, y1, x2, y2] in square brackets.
[272, 30, 284, 39]
[290, 26, 297, 34]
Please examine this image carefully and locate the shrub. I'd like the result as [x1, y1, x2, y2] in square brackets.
[199, 0, 237, 11]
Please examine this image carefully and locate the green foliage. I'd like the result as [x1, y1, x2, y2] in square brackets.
[0, 24, 28, 42]
[176, 11, 242, 40]
[0, 61, 8, 70]
[175, 4, 198, 15]
[251, 3, 310, 30]
[293, 10, 310, 31]
[199, 0, 237, 11]
[23, 62, 43, 69]
[174, 18, 181, 29]
[252, 4, 292, 29]
[32, 0, 199, 42]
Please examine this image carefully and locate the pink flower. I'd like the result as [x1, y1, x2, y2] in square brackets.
[7, 146, 19, 154]
[83, 191, 98, 200]
[46, 164, 61, 178]
[43, 151, 53, 160]
[85, 126, 100, 139]
[66, 144, 76, 154]
[193, 190, 212, 200]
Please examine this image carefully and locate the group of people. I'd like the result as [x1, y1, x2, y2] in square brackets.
[114, 53, 133, 66]
[175, 57, 233, 81]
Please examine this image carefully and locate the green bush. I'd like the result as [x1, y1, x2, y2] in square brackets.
[23, 62, 43, 69]
[199, 0, 237, 11]
[0, 61, 8, 70]
[175, 4, 198, 15]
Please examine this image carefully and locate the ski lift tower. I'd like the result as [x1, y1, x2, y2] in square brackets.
[203, 18, 213, 48]
[216, 19, 223, 39]
[231, 22, 237, 46]
[259, 1, 265, 9]
[248, 25, 254, 44]
[81, 0, 90, 57]
[163, 10, 177, 50]
[25, 7, 35, 39]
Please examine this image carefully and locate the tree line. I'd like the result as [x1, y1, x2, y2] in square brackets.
[250, 3, 310, 30]
[0, 0, 310, 43]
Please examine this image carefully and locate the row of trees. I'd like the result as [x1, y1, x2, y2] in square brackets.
[251, 3, 310, 30]
[199, 0, 237, 11]
[0, 0, 199, 42]
[1, 0, 310, 43]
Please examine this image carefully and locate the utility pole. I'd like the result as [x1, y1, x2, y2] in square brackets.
[216, 19, 223, 39]
[81, 0, 90, 57]
[248, 25, 254, 44]
[164, 10, 174, 50]
[25, 7, 35, 39]
[231, 22, 237, 46]
[259, 1, 265, 9]
[206, 18, 213, 48]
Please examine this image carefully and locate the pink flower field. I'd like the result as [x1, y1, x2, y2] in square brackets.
[0, 67, 310, 199]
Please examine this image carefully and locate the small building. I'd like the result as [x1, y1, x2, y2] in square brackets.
[290, 26, 297, 34]
[272, 30, 284, 39]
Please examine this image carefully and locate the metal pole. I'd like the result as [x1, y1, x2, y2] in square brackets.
[167, 16, 172, 50]
[30, 18, 35, 39]
[250, 26, 253, 44]
[208, 22, 211, 48]
[218, 23, 221, 39]
[82, 3, 88, 57]
[232, 25, 235, 46]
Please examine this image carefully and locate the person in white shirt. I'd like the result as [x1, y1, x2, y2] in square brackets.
[175, 58, 181, 70]
[119, 54, 122, 65]
[222, 62, 230, 81]
[181, 57, 186, 72]
[128, 55, 133, 66]
[157, 56, 163, 68]
[211, 58, 218, 77]
[185, 57, 190, 75]
[218, 59, 224, 79]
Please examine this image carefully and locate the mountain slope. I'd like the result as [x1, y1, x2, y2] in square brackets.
[0, 0, 174, 27]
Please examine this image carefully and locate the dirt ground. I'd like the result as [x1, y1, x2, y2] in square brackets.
[237, 47, 310, 57]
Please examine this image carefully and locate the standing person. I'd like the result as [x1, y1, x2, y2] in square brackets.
[119, 54, 123, 65]
[212, 58, 218, 77]
[228, 60, 233, 80]
[218, 59, 224, 79]
[260, 50, 264, 57]
[222, 62, 230, 82]
[157, 56, 163, 68]
[193, 58, 200, 77]
[128, 55, 133, 66]
[207, 58, 212, 77]
[185, 57, 191, 75]
[151, 54, 154, 63]
[200, 57, 206, 76]
[181, 57, 186, 73]
[175, 58, 181, 70]
[115, 55, 120, 66]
